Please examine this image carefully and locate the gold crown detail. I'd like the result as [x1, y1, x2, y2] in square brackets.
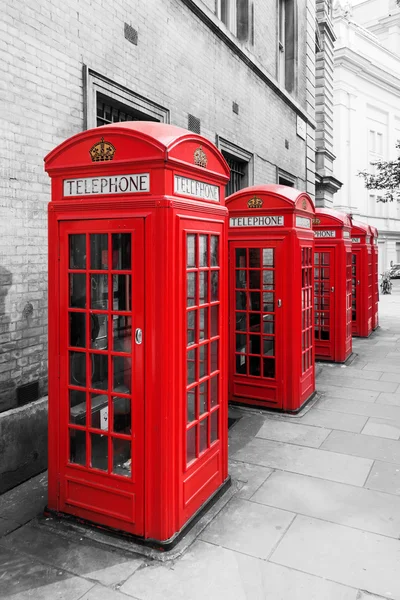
[194, 146, 208, 168]
[313, 218, 321, 225]
[247, 196, 263, 209]
[89, 137, 116, 162]
[302, 199, 307, 210]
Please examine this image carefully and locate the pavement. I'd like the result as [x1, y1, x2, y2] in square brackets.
[1, 281, 400, 600]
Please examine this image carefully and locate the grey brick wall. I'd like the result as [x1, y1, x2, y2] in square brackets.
[0, 0, 315, 411]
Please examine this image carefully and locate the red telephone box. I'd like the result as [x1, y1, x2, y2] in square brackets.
[226, 185, 315, 413]
[44, 122, 230, 545]
[351, 219, 373, 337]
[369, 225, 379, 330]
[313, 208, 352, 363]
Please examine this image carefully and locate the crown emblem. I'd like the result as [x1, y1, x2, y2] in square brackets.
[312, 218, 321, 225]
[302, 199, 307, 210]
[194, 146, 208, 168]
[89, 137, 116, 162]
[247, 196, 263, 209]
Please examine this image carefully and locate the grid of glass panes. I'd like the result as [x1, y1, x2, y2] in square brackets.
[234, 248, 276, 379]
[68, 233, 134, 479]
[346, 252, 352, 339]
[314, 252, 330, 341]
[301, 247, 313, 373]
[368, 253, 373, 320]
[351, 253, 357, 321]
[186, 234, 220, 467]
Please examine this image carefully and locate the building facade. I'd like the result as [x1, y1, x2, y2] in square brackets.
[333, 0, 400, 274]
[1, 0, 316, 490]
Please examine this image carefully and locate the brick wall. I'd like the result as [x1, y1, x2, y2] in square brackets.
[0, 0, 315, 411]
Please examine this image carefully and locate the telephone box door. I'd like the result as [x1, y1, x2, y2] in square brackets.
[59, 218, 145, 535]
[229, 241, 283, 409]
[352, 250, 360, 336]
[314, 248, 335, 360]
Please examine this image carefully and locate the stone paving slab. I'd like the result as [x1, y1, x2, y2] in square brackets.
[380, 372, 400, 383]
[232, 438, 372, 486]
[251, 470, 400, 538]
[318, 366, 383, 380]
[270, 515, 400, 599]
[228, 460, 273, 499]
[298, 408, 368, 433]
[365, 460, 400, 495]
[120, 540, 359, 600]
[321, 429, 400, 464]
[316, 375, 399, 393]
[0, 471, 47, 525]
[199, 496, 294, 559]
[255, 419, 331, 448]
[376, 392, 400, 406]
[361, 417, 400, 440]
[363, 362, 400, 374]
[316, 384, 379, 402]
[317, 396, 400, 421]
[79, 584, 139, 600]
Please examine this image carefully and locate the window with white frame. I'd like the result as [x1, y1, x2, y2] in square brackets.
[84, 67, 170, 130]
[216, 0, 253, 42]
[278, 0, 297, 94]
[216, 136, 253, 197]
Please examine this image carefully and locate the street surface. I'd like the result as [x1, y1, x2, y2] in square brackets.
[1, 280, 400, 599]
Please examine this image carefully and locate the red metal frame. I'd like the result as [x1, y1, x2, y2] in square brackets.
[45, 122, 230, 543]
[226, 185, 315, 413]
[351, 219, 373, 338]
[369, 225, 379, 330]
[313, 208, 352, 363]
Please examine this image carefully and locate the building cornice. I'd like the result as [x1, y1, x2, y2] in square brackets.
[181, 0, 316, 128]
[317, 17, 337, 44]
[316, 175, 343, 194]
[335, 47, 400, 96]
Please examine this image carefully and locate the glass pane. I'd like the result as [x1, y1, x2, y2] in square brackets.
[187, 349, 196, 385]
[250, 292, 260, 311]
[112, 233, 131, 270]
[236, 270, 246, 289]
[263, 358, 275, 378]
[236, 333, 247, 353]
[70, 234, 86, 269]
[187, 426, 196, 464]
[263, 270, 274, 288]
[90, 392, 108, 429]
[187, 234, 196, 267]
[211, 340, 218, 373]
[249, 270, 260, 289]
[112, 438, 131, 477]
[200, 418, 208, 453]
[199, 344, 208, 378]
[112, 275, 131, 311]
[91, 314, 107, 350]
[249, 313, 261, 332]
[69, 312, 86, 348]
[236, 291, 247, 310]
[199, 307, 208, 340]
[90, 234, 108, 270]
[315, 253, 320, 265]
[113, 316, 132, 352]
[113, 396, 131, 434]
[263, 293, 274, 312]
[210, 305, 218, 337]
[263, 248, 274, 266]
[236, 353, 247, 374]
[187, 272, 196, 307]
[70, 352, 86, 387]
[211, 271, 219, 301]
[249, 335, 261, 355]
[236, 248, 247, 268]
[113, 355, 131, 393]
[249, 248, 260, 268]
[236, 312, 246, 331]
[187, 310, 196, 346]
[187, 389, 196, 423]
[210, 236, 219, 266]
[199, 235, 208, 267]
[69, 429, 86, 466]
[199, 271, 208, 304]
[199, 382, 208, 415]
[91, 353, 108, 391]
[263, 315, 274, 334]
[70, 273, 86, 308]
[90, 273, 108, 309]
[263, 337, 275, 356]
[211, 411, 218, 443]
[210, 375, 218, 407]
[249, 355, 261, 376]
[90, 433, 108, 471]
[69, 390, 86, 425]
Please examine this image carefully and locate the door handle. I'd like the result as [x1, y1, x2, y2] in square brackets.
[135, 328, 143, 345]
[331, 287, 334, 293]
[277, 299, 282, 307]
